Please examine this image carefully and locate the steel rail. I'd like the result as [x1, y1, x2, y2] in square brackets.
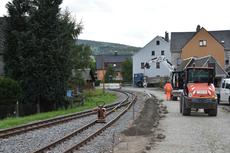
[31, 93, 133, 153]
[0, 90, 129, 139]
[63, 93, 137, 153]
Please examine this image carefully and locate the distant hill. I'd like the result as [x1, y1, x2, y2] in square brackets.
[76, 39, 141, 55]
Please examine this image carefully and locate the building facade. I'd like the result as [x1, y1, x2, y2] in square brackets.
[95, 54, 131, 81]
[132, 35, 171, 81]
[171, 26, 230, 69]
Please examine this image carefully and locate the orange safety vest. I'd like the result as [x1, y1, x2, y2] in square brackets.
[164, 83, 172, 92]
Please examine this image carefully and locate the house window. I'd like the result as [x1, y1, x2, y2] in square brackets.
[156, 40, 160, 45]
[199, 40, 207, 47]
[161, 50, 165, 55]
[225, 59, 229, 65]
[141, 62, 145, 69]
[177, 58, 182, 66]
[156, 62, 160, 69]
[152, 51, 155, 56]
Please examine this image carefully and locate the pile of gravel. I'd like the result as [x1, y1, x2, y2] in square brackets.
[122, 97, 160, 136]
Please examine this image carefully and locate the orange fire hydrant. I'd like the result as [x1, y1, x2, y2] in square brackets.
[164, 81, 173, 101]
[96, 105, 106, 123]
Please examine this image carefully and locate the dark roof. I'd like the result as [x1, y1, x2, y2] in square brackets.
[171, 30, 230, 53]
[176, 57, 194, 71]
[96, 55, 131, 69]
[170, 32, 194, 53]
[176, 55, 227, 77]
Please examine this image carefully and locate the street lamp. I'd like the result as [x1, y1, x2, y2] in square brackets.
[102, 55, 105, 94]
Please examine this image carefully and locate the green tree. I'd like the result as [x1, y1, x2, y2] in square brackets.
[4, 0, 82, 112]
[69, 44, 92, 89]
[4, 0, 31, 79]
[121, 59, 132, 83]
[105, 65, 115, 83]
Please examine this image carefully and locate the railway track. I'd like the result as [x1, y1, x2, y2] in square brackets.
[31, 90, 137, 153]
[0, 90, 129, 139]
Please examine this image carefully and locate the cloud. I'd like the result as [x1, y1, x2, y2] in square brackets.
[1, 0, 230, 47]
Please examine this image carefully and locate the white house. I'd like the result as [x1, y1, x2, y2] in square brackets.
[132, 34, 171, 85]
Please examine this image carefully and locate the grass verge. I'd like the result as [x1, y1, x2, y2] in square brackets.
[0, 89, 117, 129]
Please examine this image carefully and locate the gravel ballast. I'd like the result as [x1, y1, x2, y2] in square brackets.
[0, 90, 127, 153]
[76, 91, 160, 153]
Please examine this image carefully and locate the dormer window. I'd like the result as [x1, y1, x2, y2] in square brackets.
[156, 40, 160, 45]
[199, 40, 207, 47]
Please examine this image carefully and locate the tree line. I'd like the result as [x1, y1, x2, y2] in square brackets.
[1, 0, 92, 116]
[0, 0, 133, 118]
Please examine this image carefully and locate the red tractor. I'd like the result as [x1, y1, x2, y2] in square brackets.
[180, 66, 217, 116]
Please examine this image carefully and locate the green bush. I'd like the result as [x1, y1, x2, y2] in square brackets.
[0, 77, 21, 104]
[95, 80, 101, 86]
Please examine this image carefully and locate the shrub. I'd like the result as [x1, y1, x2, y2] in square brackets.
[0, 77, 21, 104]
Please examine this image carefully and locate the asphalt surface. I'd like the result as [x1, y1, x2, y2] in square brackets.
[124, 87, 230, 153]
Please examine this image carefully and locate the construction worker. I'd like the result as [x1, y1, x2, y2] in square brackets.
[164, 80, 173, 101]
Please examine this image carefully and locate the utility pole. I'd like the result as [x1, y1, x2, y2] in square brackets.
[102, 55, 105, 94]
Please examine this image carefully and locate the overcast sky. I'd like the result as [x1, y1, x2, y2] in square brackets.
[0, 0, 230, 47]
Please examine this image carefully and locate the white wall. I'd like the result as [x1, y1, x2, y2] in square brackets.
[132, 36, 171, 78]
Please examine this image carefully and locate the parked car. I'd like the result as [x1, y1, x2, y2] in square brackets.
[216, 78, 230, 104]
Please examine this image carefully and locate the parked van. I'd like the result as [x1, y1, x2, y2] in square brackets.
[216, 78, 230, 104]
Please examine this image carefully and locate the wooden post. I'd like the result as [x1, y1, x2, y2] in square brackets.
[16, 100, 19, 117]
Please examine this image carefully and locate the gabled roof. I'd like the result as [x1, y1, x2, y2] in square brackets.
[133, 35, 169, 57]
[176, 55, 227, 77]
[176, 57, 194, 71]
[171, 29, 230, 53]
[96, 55, 131, 69]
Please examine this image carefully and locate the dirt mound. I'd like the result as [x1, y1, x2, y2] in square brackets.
[123, 97, 159, 136]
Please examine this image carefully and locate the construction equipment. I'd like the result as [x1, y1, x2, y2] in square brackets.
[134, 73, 144, 87]
[141, 56, 175, 86]
[171, 70, 184, 100]
[179, 66, 218, 116]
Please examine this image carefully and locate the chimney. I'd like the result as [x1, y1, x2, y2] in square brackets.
[196, 25, 201, 32]
[165, 31, 169, 42]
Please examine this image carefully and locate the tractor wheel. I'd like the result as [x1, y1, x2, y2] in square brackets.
[204, 109, 209, 114]
[172, 96, 177, 101]
[217, 94, 220, 104]
[179, 94, 182, 113]
[182, 98, 190, 116]
[208, 106, 217, 116]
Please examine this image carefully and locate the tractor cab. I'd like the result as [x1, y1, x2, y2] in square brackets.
[185, 67, 215, 85]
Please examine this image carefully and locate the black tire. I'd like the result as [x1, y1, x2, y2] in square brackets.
[217, 94, 220, 104]
[172, 96, 177, 101]
[208, 105, 217, 116]
[204, 109, 209, 114]
[179, 94, 182, 113]
[182, 98, 190, 116]
[137, 81, 143, 87]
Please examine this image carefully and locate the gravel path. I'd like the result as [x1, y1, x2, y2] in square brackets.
[0, 90, 127, 153]
[146, 88, 230, 153]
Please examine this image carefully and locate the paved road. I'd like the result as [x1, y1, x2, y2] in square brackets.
[124, 87, 230, 153]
